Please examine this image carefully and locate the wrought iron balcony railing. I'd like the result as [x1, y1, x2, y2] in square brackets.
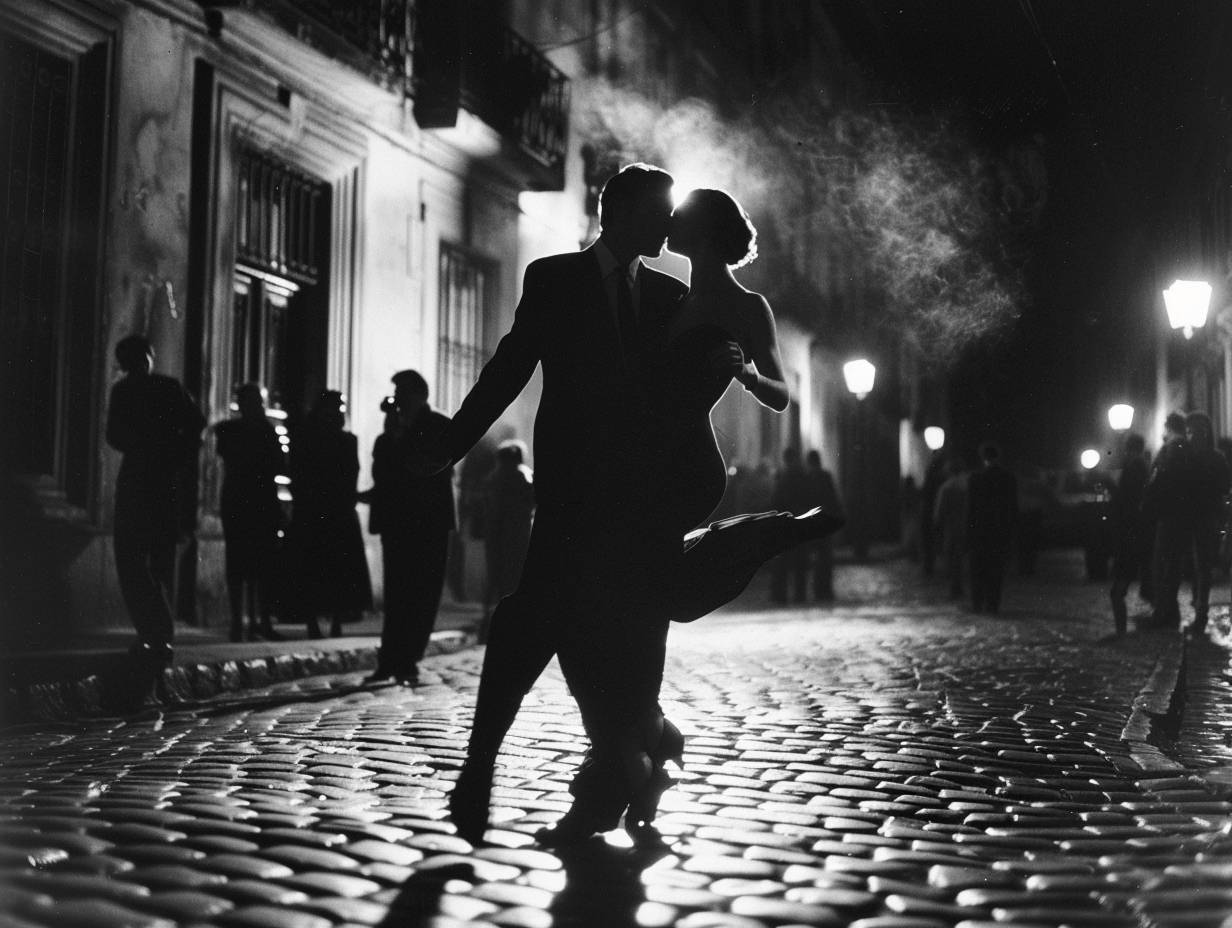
[200, 0, 568, 190]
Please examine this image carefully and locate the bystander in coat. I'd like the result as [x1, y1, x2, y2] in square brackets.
[1108, 432, 1150, 636]
[967, 441, 1018, 614]
[933, 457, 969, 600]
[367, 370, 455, 685]
[105, 334, 205, 661]
[482, 439, 535, 636]
[771, 446, 814, 603]
[805, 449, 843, 601]
[215, 383, 283, 642]
[1145, 412, 1191, 629]
[289, 390, 373, 639]
[1184, 411, 1230, 637]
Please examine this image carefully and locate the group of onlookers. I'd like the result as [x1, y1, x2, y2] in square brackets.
[106, 337, 531, 680]
[1109, 411, 1230, 637]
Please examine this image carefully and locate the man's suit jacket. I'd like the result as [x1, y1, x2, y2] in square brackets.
[446, 246, 688, 509]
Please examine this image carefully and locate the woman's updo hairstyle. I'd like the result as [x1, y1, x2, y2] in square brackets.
[679, 188, 758, 268]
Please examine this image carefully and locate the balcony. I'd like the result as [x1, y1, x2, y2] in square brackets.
[200, 0, 568, 191]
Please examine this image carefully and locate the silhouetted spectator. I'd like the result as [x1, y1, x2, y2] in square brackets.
[1108, 432, 1150, 636]
[289, 390, 373, 639]
[1016, 466, 1047, 576]
[933, 457, 969, 600]
[920, 450, 947, 577]
[366, 370, 455, 686]
[901, 475, 921, 563]
[771, 446, 813, 603]
[1185, 411, 1230, 637]
[105, 334, 205, 662]
[805, 449, 843, 601]
[482, 439, 535, 637]
[967, 441, 1018, 614]
[1144, 412, 1191, 629]
[215, 383, 283, 642]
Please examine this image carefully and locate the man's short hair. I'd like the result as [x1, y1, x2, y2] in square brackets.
[1165, 411, 1187, 435]
[1125, 432, 1145, 453]
[391, 369, 428, 398]
[115, 334, 152, 372]
[598, 163, 673, 229]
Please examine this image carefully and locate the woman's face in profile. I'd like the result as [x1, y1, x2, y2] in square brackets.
[667, 203, 705, 258]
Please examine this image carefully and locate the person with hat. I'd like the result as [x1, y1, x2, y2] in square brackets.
[366, 370, 455, 686]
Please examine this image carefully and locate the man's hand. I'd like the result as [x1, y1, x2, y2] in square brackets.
[407, 435, 454, 476]
[708, 339, 746, 379]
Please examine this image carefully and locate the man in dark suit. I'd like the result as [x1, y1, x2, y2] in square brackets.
[966, 440, 1019, 614]
[366, 370, 455, 686]
[431, 164, 686, 846]
[105, 334, 206, 663]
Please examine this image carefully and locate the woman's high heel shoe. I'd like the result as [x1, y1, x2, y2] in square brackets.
[650, 718, 685, 770]
[448, 764, 492, 846]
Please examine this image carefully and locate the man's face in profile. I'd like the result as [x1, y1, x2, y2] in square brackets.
[629, 185, 675, 258]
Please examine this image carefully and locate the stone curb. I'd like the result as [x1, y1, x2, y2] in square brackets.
[3, 629, 477, 726]
[1117, 632, 1188, 775]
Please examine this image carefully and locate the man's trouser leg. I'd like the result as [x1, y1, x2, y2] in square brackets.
[405, 529, 450, 667]
[115, 525, 174, 647]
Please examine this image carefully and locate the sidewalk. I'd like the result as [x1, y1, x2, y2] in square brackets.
[0, 601, 484, 725]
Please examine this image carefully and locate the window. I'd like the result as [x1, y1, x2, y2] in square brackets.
[437, 244, 494, 414]
[0, 29, 108, 508]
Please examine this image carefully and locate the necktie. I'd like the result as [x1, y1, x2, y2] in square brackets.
[616, 271, 637, 365]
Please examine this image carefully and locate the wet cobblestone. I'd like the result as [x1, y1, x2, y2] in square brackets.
[2, 553, 1231, 927]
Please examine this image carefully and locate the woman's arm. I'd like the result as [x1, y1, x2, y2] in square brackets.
[735, 295, 790, 412]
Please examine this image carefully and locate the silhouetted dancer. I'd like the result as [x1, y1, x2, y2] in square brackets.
[289, 390, 372, 639]
[366, 371, 454, 686]
[425, 171, 840, 848]
[215, 382, 283, 642]
[1108, 432, 1150, 636]
[105, 334, 205, 662]
[966, 441, 1018, 614]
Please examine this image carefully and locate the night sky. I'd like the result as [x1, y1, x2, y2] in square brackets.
[828, 0, 1229, 466]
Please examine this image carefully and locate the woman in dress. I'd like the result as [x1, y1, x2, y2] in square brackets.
[608, 188, 842, 840]
[288, 390, 373, 638]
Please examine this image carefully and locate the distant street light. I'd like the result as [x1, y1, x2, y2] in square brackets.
[844, 359, 876, 562]
[923, 426, 946, 451]
[1107, 404, 1134, 432]
[1080, 448, 1101, 470]
[843, 359, 876, 400]
[1163, 279, 1211, 340]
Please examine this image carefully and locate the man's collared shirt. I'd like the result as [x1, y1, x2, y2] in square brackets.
[592, 237, 643, 328]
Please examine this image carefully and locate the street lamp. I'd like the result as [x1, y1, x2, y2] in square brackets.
[1080, 448, 1101, 470]
[1163, 279, 1212, 339]
[1107, 404, 1134, 432]
[844, 358, 876, 562]
[923, 426, 946, 451]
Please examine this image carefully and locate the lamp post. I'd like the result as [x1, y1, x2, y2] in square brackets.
[1163, 279, 1212, 408]
[924, 426, 946, 452]
[843, 359, 876, 562]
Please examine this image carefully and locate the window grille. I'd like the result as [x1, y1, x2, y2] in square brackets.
[236, 147, 327, 286]
[437, 244, 494, 415]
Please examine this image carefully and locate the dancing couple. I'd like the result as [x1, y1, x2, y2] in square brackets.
[421, 164, 842, 847]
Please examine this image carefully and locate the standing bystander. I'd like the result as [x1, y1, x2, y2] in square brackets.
[1184, 411, 1230, 637]
[1144, 412, 1191, 629]
[966, 441, 1018, 614]
[1108, 433, 1150, 636]
[366, 370, 455, 685]
[105, 334, 205, 661]
[933, 457, 970, 601]
[804, 449, 843, 601]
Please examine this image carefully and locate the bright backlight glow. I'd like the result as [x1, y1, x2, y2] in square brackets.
[1080, 448, 1101, 470]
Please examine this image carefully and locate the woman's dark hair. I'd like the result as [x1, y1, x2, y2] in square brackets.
[311, 389, 346, 430]
[677, 188, 758, 268]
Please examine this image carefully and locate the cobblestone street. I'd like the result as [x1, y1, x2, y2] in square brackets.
[4, 551, 1232, 928]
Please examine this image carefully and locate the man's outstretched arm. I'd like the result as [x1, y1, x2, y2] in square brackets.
[439, 262, 548, 467]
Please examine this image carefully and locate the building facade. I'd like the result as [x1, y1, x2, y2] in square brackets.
[1, 0, 904, 646]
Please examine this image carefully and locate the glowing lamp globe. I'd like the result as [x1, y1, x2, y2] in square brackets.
[1080, 448, 1101, 470]
[923, 426, 946, 451]
[1163, 279, 1211, 339]
[843, 359, 876, 400]
[1107, 404, 1134, 432]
